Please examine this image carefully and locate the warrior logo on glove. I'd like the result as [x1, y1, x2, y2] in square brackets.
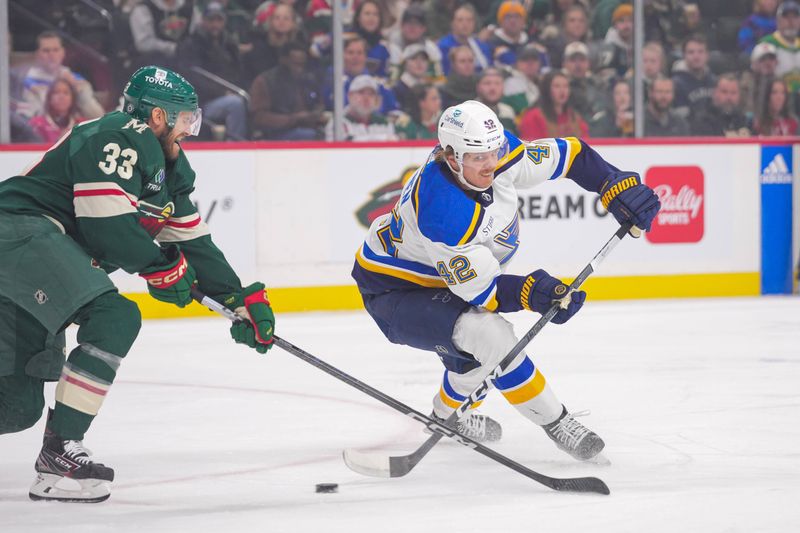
[599, 172, 661, 235]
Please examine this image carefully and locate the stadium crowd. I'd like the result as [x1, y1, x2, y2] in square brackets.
[6, 0, 800, 142]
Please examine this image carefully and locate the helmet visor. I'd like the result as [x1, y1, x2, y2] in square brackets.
[460, 137, 509, 170]
[175, 108, 203, 137]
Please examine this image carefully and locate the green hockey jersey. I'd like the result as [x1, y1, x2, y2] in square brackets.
[0, 111, 241, 298]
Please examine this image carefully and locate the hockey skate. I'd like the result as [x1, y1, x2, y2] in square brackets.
[541, 406, 605, 461]
[429, 410, 503, 443]
[29, 421, 114, 503]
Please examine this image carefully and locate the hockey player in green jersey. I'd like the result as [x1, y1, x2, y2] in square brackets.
[0, 66, 275, 502]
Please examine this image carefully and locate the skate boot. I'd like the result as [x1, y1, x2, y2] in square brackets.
[430, 411, 503, 443]
[541, 406, 605, 461]
[29, 420, 114, 503]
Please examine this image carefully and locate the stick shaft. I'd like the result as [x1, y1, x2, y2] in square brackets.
[190, 289, 609, 494]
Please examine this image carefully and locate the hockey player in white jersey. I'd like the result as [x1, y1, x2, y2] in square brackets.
[352, 100, 659, 460]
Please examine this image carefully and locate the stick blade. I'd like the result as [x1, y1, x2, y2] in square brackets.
[550, 476, 610, 495]
[342, 449, 392, 478]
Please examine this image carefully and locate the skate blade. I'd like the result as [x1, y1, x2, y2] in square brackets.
[29, 473, 111, 503]
[587, 452, 611, 466]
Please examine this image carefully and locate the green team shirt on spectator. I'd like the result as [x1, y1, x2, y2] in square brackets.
[760, 33, 800, 93]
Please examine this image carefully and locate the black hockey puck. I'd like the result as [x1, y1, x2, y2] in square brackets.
[315, 483, 338, 493]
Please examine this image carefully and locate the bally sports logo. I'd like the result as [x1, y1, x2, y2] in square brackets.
[645, 166, 704, 243]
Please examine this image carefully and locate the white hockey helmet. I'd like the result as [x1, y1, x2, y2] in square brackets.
[437, 100, 508, 191]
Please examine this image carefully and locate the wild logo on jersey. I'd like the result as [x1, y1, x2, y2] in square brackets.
[137, 200, 175, 238]
[355, 165, 420, 228]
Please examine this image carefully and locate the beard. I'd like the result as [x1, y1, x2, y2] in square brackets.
[158, 127, 180, 161]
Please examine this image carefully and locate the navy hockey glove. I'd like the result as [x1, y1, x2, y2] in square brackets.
[599, 171, 661, 236]
[140, 244, 197, 308]
[223, 283, 275, 354]
[521, 269, 586, 324]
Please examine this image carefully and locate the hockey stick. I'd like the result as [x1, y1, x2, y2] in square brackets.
[343, 222, 634, 479]
[190, 288, 610, 495]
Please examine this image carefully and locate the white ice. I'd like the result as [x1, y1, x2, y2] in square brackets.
[2, 297, 799, 533]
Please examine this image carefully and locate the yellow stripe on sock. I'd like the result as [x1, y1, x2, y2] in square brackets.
[501, 369, 546, 405]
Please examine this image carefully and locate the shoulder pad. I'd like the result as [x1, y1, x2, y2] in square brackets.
[415, 162, 484, 247]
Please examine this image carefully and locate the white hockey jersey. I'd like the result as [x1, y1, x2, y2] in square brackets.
[352, 132, 586, 312]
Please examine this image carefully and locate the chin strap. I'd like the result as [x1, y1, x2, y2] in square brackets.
[446, 158, 491, 192]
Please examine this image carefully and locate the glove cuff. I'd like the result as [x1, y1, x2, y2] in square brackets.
[140, 252, 189, 288]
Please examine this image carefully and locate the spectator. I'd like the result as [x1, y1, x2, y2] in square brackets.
[387, 5, 444, 82]
[672, 34, 716, 118]
[542, 3, 591, 69]
[438, 4, 492, 75]
[393, 44, 434, 113]
[176, 3, 248, 140]
[599, 3, 633, 79]
[475, 67, 519, 134]
[752, 78, 799, 135]
[394, 83, 442, 140]
[322, 35, 399, 113]
[488, 1, 530, 67]
[326, 74, 398, 141]
[519, 70, 588, 139]
[305, 0, 356, 39]
[129, 0, 198, 68]
[760, 0, 800, 96]
[537, 0, 585, 32]
[243, 3, 303, 86]
[440, 45, 479, 108]
[739, 0, 778, 55]
[424, 0, 460, 40]
[741, 42, 778, 123]
[211, 0, 256, 51]
[502, 42, 543, 117]
[690, 74, 751, 137]
[351, 0, 392, 77]
[563, 41, 608, 126]
[589, 79, 633, 137]
[250, 41, 328, 140]
[644, 76, 691, 136]
[642, 41, 667, 95]
[27, 78, 83, 144]
[591, 0, 623, 41]
[21, 32, 104, 120]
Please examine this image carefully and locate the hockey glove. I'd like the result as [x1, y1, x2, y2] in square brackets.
[139, 244, 197, 308]
[224, 283, 275, 354]
[599, 171, 661, 236]
[521, 269, 586, 324]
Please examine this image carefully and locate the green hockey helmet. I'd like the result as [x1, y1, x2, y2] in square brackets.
[123, 66, 202, 135]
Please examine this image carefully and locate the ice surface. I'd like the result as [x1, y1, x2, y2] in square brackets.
[2, 297, 799, 532]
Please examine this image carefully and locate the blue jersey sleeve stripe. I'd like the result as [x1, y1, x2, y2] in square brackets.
[468, 277, 498, 306]
[492, 356, 535, 390]
[549, 138, 568, 180]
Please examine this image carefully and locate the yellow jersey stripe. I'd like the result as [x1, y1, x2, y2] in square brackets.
[564, 137, 582, 175]
[496, 142, 525, 170]
[457, 203, 482, 246]
[355, 249, 447, 288]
